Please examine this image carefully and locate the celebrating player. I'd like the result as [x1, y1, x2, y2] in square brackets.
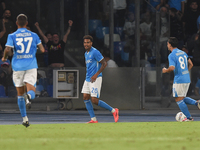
[162, 37, 200, 121]
[2, 14, 45, 127]
[81, 35, 119, 123]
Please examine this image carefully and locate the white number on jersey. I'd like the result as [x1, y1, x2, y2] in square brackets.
[16, 37, 33, 53]
[178, 55, 187, 69]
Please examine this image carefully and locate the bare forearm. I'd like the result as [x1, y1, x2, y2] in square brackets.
[35, 26, 48, 43]
[63, 26, 71, 43]
[3, 47, 11, 59]
[96, 62, 107, 76]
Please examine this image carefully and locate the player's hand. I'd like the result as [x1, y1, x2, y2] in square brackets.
[91, 75, 97, 83]
[1, 57, 7, 62]
[68, 20, 73, 26]
[162, 67, 167, 73]
[34, 22, 39, 27]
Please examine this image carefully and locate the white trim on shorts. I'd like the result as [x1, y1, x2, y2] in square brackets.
[81, 77, 102, 98]
[172, 83, 190, 97]
[13, 68, 37, 87]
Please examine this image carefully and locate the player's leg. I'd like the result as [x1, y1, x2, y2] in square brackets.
[183, 97, 198, 106]
[13, 70, 30, 127]
[24, 69, 37, 109]
[81, 80, 97, 123]
[174, 83, 193, 120]
[90, 77, 119, 122]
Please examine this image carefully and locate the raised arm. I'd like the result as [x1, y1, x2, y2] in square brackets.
[0, 19, 6, 38]
[34, 22, 48, 44]
[63, 20, 73, 43]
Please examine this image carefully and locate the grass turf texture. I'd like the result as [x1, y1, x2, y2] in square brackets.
[0, 122, 199, 150]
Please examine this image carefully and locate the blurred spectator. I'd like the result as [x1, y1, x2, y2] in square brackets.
[197, 14, 200, 32]
[34, 22, 52, 67]
[0, 43, 2, 57]
[182, 0, 200, 45]
[0, 0, 6, 19]
[148, 0, 165, 11]
[140, 11, 153, 61]
[195, 77, 200, 96]
[159, 7, 169, 63]
[181, 45, 189, 54]
[102, 49, 118, 67]
[0, 61, 13, 96]
[166, 0, 185, 15]
[123, 12, 135, 40]
[187, 33, 200, 66]
[113, 0, 127, 27]
[35, 20, 73, 68]
[0, 9, 15, 50]
[169, 8, 184, 48]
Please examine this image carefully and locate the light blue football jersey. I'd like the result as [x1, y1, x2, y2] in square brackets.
[5, 28, 41, 71]
[85, 47, 104, 82]
[168, 48, 190, 83]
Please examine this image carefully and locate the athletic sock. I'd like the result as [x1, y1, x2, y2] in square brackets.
[183, 97, 198, 106]
[98, 100, 113, 112]
[23, 116, 28, 122]
[91, 117, 97, 121]
[177, 100, 191, 119]
[17, 96, 27, 117]
[84, 100, 95, 118]
[27, 90, 35, 100]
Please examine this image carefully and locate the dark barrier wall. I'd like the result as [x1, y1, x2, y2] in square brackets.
[70, 67, 141, 110]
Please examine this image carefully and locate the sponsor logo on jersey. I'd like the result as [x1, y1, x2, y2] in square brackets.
[86, 59, 92, 64]
[17, 54, 33, 59]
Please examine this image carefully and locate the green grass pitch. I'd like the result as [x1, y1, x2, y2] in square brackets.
[0, 122, 199, 150]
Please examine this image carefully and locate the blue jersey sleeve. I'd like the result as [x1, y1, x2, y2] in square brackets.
[35, 34, 41, 45]
[94, 50, 103, 62]
[5, 34, 14, 48]
[168, 54, 176, 67]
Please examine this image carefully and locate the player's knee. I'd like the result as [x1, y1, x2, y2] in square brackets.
[83, 94, 90, 100]
[91, 97, 99, 105]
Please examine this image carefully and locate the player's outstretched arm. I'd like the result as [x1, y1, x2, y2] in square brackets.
[188, 58, 193, 71]
[63, 20, 73, 43]
[34, 22, 48, 44]
[37, 43, 45, 53]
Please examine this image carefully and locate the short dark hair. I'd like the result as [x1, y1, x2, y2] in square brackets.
[168, 37, 178, 48]
[45, 32, 52, 36]
[16, 14, 27, 27]
[83, 35, 93, 42]
[52, 32, 59, 37]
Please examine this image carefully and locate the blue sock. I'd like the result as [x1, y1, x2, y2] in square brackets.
[84, 100, 95, 118]
[17, 96, 27, 117]
[27, 90, 35, 100]
[183, 97, 197, 106]
[98, 100, 113, 112]
[177, 100, 191, 119]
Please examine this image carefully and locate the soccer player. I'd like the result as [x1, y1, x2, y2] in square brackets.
[81, 35, 119, 123]
[1, 14, 45, 127]
[162, 37, 200, 121]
